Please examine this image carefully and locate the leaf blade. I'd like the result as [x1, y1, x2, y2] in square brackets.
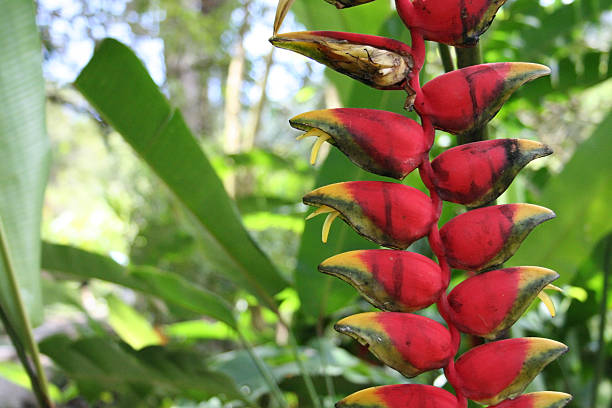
[73, 39, 288, 310]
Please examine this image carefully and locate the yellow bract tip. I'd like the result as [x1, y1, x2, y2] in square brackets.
[538, 291, 556, 317]
[273, 0, 296, 35]
[322, 211, 339, 243]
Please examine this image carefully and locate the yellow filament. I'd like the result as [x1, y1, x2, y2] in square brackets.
[296, 127, 328, 140]
[322, 211, 339, 243]
[305, 205, 335, 220]
[538, 291, 556, 317]
[310, 134, 331, 165]
[545, 284, 564, 293]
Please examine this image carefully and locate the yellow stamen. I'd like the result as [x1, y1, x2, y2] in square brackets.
[538, 291, 556, 317]
[296, 127, 327, 141]
[322, 211, 339, 243]
[310, 133, 331, 164]
[305, 205, 335, 220]
[545, 284, 563, 293]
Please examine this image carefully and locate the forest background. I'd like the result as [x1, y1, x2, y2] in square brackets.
[0, 0, 611, 407]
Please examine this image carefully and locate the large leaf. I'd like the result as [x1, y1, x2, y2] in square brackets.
[41, 241, 237, 328]
[39, 335, 247, 404]
[510, 110, 612, 283]
[74, 39, 287, 311]
[289, 4, 421, 319]
[0, 0, 50, 336]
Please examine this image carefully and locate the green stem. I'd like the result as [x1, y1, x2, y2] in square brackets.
[283, 318, 322, 408]
[454, 44, 489, 144]
[0, 216, 53, 408]
[237, 329, 289, 408]
[316, 318, 336, 404]
[592, 234, 611, 407]
[0, 302, 50, 407]
[437, 44, 454, 73]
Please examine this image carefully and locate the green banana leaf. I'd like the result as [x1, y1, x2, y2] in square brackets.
[0, 0, 50, 338]
[41, 241, 237, 328]
[39, 335, 248, 404]
[510, 109, 612, 284]
[74, 39, 288, 312]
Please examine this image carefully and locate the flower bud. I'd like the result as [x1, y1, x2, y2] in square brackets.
[489, 392, 572, 408]
[336, 384, 458, 408]
[440, 204, 555, 271]
[414, 63, 550, 135]
[432, 139, 552, 207]
[396, 0, 508, 46]
[447, 267, 559, 339]
[270, 31, 415, 102]
[455, 337, 568, 405]
[303, 181, 435, 249]
[335, 312, 452, 377]
[319, 249, 443, 312]
[290, 108, 428, 178]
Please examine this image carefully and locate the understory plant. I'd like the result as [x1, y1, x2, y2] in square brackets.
[271, 0, 572, 406]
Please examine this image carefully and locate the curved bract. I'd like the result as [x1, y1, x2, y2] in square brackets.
[304, 181, 435, 249]
[440, 204, 555, 271]
[395, 0, 508, 46]
[447, 267, 559, 339]
[336, 384, 458, 408]
[455, 338, 568, 405]
[489, 392, 572, 408]
[270, 31, 415, 93]
[319, 249, 444, 312]
[290, 109, 428, 178]
[335, 312, 453, 377]
[432, 139, 552, 207]
[414, 63, 550, 135]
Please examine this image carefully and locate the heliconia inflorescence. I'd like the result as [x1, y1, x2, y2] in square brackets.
[271, 0, 571, 406]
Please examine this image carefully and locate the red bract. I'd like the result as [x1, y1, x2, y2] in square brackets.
[447, 267, 559, 338]
[336, 384, 458, 408]
[395, 0, 507, 46]
[273, 0, 570, 404]
[303, 181, 435, 249]
[319, 249, 444, 312]
[414, 63, 550, 135]
[455, 338, 568, 405]
[489, 392, 573, 408]
[290, 108, 429, 178]
[432, 139, 552, 207]
[335, 312, 453, 377]
[440, 204, 555, 271]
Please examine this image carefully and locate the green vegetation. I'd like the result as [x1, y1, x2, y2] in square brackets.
[0, 0, 610, 407]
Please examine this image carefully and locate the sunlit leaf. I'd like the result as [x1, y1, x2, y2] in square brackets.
[74, 39, 287, 311]
[0, 0, 50, 338]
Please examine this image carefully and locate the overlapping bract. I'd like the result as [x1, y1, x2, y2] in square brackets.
[431, 139, 552, 207]
[440, 204, 555, 271]
[336, 384, 458, 408]
[335, 312, 452, 377]
[303, 181, 435, 249]
[273, 0, 569, 406]
[319, 250, 444, 312]
[447, 267, 559, 338]
[290, 109, 428, 178]
[414, 63, 551, 135]
[455, 338, 568, 405]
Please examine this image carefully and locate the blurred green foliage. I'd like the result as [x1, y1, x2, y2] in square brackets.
[0, 0, 610, 407]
